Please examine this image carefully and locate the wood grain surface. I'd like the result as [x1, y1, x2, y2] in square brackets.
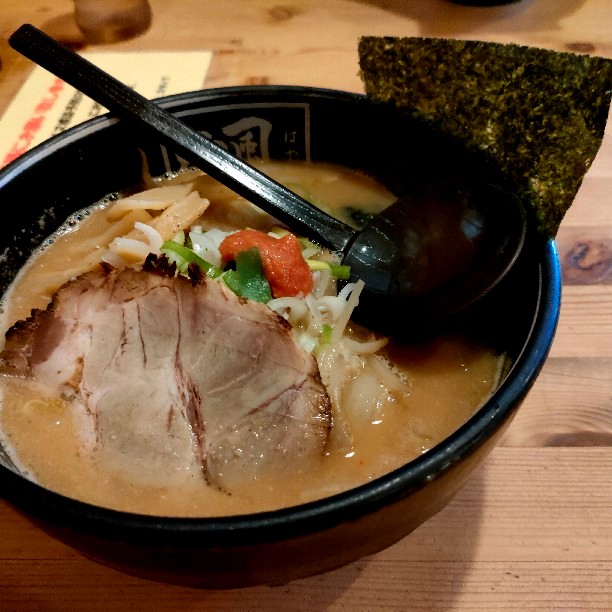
[0, 1, 611, 609]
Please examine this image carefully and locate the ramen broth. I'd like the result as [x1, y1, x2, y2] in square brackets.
[0, 161, 503, 516]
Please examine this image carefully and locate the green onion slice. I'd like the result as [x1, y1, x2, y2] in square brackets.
[161, 240, 222, 278]
[307, 260, 331, 271]
[306, 260, 351, 279]
[320, 323, 333, 345]
[329, 264, 351, 279]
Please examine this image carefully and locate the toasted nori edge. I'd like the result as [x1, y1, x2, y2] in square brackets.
[358, 36, 612, 238]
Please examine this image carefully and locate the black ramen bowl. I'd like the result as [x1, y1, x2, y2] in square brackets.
[0, 86, 560, 589]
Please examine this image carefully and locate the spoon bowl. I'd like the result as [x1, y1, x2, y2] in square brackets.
[9, 24, 526, 331]
[347, 179, 526, 332]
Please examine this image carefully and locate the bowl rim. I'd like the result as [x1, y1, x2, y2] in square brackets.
[0, 85, 562, 544]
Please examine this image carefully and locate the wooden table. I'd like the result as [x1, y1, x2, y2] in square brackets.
[1, 1, 611, 609]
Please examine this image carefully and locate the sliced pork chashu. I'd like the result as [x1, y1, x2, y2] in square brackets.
[0, 265, 331, 492]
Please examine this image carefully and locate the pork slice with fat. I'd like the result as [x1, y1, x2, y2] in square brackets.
[0, 265, 332, 492]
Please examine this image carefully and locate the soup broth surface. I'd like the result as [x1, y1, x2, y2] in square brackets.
[0, 161, 503, 516]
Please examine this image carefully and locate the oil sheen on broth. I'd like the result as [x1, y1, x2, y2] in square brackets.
[0, 161, 504, 517]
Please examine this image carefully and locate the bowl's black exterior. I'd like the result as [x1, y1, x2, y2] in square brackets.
[0, 86, 561, 588]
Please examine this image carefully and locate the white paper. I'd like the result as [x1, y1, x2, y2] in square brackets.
[0, 50, 212, 168]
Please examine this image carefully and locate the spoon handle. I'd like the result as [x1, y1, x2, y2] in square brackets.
[9, 24, 355, 252]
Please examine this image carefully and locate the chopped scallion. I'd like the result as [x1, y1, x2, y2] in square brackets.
[306, 260, 351, 279]
[329, 264, 351, 279]
[307, 260, 331, 271]
[321, 323, 333, 345]
[161, 240, 222, 278]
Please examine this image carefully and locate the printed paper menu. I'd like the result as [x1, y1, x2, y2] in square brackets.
[0, 50, 212, 168]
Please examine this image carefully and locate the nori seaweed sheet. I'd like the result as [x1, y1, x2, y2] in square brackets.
[358, 36, 612, 238]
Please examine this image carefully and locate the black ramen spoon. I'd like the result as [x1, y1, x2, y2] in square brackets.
[9, 24, 526, 333]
